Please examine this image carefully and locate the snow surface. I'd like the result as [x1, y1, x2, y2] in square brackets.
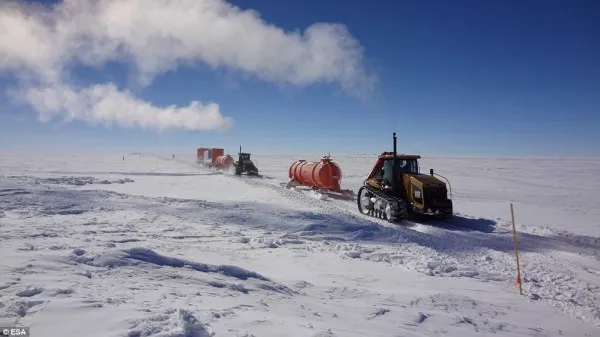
[0, 152, 599, 336]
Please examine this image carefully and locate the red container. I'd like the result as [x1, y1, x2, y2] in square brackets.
[289, 156, 342, 192]
[210, 148, 224, 164]
[197, 148, 208, 158]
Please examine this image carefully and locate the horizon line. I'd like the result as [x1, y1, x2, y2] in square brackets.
[0, 149, 598, 160]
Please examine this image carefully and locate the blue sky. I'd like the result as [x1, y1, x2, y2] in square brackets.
[0, 0, 599, 156]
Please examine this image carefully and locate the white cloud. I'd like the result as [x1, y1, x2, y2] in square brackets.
[22, 83, 231, 131]
[0, 0, 375, 131]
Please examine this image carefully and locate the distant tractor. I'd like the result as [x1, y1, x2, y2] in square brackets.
[234, 146, 259, 176]
[357, 133, 453, 222]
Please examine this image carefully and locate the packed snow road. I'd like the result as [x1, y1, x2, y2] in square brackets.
[0, 152, 598, 336]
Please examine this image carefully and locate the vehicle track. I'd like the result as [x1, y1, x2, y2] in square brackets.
[166, 154, 600, 256]
[155, 155, 600, 328]
[165, 155, 600, 254]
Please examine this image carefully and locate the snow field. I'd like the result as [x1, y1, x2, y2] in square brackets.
[0, 152, 598, 336]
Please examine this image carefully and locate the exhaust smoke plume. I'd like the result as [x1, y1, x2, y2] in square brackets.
[0, 0, 375, 131]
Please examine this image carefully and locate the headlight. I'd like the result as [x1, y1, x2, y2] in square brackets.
[413, 190, 421, 198]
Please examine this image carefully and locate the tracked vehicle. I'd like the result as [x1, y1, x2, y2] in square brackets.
[357, 133, 453, 222]
[234, 146, 259, 176]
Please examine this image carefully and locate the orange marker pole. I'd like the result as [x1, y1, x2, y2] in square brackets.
[510, 203, 524, 296]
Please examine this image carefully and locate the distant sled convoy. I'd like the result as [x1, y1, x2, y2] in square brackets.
[196, 146, 259, 176]
[196, 133, 453, 222]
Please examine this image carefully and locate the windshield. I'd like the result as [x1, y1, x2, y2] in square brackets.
[398, 159, 419, 173]
[382, 159, 419, 182]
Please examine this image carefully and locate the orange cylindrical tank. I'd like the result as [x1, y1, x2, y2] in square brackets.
[214, 155, 234, 168]
[289, 156, 342, 192]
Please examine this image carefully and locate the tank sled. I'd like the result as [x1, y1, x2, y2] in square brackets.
[284, 156, 354, 200]
[357, 133, 453, 223]
[285, 179, 354, 200]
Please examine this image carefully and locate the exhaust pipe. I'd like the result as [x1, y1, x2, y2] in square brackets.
[393, 132, 397, 157]
[392, 132, 399, 194]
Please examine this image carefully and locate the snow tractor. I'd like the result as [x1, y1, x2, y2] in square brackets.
[357, 133, 453, 222]
[234, 146, 259, 176]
